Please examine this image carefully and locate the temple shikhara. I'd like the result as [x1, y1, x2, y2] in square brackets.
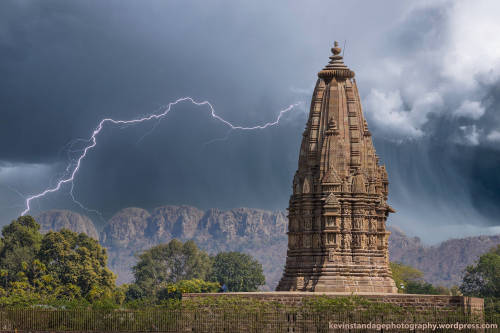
[277, 42, 398, 293]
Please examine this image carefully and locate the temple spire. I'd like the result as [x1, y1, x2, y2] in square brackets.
[277, 41, 397, 293]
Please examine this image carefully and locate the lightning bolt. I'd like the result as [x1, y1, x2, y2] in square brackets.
[21, 97, 302, 216]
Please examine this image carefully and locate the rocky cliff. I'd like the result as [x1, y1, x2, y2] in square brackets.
[388, 225, 500, 287]
[98, 206, 287, 289]
[36, 210, 100, 240]
[35, 207, 499, 289]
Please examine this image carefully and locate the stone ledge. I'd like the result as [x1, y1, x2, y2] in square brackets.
[184, 292, 484, 315]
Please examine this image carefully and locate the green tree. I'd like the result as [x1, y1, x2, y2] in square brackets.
[390, 262, 423, 293]
[0, 216, 42, 287]
[131, 239, 212, 299]
[461, 245, 500, 298]
[460, 245, 500, 317]
[38, 229, 116, 301]
[209, 252, 265, 292]
[406, 281, 442, 295]
[390, 262, 449, 295]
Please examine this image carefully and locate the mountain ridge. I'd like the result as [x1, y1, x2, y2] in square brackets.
[34, 206, 499, 290]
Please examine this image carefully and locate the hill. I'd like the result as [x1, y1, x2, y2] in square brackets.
[35, 206, 499, 289]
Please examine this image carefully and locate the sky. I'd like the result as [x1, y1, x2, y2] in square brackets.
[1, 0, 499, 243]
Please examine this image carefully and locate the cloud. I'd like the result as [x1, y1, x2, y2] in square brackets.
[361, 0, 500, 143]
[454, 100, 485, 120]
[0, 0, 499, 243]
[459, 125, 481, 146]
[442, 1, 500, 86]
[364, 89, 443, 139]
[487, 130, 500, 142]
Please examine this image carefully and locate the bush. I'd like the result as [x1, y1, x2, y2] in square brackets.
[157, 279, 219, 301]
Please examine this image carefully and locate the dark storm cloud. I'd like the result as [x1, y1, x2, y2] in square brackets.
[0, 0, 499, 242]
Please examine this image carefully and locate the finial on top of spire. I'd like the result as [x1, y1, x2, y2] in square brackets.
[332, 41, 342, 56]
[318, 40, 354, 81]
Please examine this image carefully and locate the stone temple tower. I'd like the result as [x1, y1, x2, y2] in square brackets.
[277, 42, 398, 293]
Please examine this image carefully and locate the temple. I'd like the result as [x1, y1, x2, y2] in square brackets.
[277, 42, 398, 293]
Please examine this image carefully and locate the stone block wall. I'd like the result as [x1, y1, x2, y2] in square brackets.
[184, 292, 484, 315]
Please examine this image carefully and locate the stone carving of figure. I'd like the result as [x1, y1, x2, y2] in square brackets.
[342, 206, 351, 215]
[341, 179, 349, 192]
[353, 217, 363, 229]
[369, 234, 377, 248]
[343, 234, 352, 249]
[343, 217, 351, 230]
[370, 218, 377, 232]
[353, 234, 359, 247]
[352, 170, 367, 193]
[360, 234, 366, 249]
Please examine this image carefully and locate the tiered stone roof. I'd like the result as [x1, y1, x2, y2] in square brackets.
[277, 42, 397, 293]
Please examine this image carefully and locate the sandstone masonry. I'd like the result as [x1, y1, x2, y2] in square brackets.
[276, 42, 397, 293]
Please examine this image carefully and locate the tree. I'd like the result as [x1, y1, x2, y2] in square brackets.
[390, 262, 450, 295]
[131, 239, 212, 298]
[209, 252, 265, 292]
[406, 281, 442, 295]
[0, 216, 117, 305]
[390, 262, 424, 293]
[38, 229, 116, 301]
[0, 216, 42, 287]
[461, 245, 500, 299]
[460, 245, 500, 317]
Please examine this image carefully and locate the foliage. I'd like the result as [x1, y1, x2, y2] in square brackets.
[301, 295, 403, 315]
[390, 262, 450, 295]
[179, 295, 284, 312]
[130, 239, 212, 299]
[38, 229, 116, 301]
[157, 279, 219, 301]
[461, 245, 500, 298]
[0, 216, 43, 288]
[209, 252, 265, 292]
[460, 245, 500, 317]
[405, 281, 442, 295]
[390, 262, 423, 293]
[0, 216, 117, 307]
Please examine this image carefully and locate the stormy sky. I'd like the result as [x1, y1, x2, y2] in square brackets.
[1, 0, 499, 243]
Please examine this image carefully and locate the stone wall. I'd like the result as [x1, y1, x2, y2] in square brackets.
[184, 292, 484, 315]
